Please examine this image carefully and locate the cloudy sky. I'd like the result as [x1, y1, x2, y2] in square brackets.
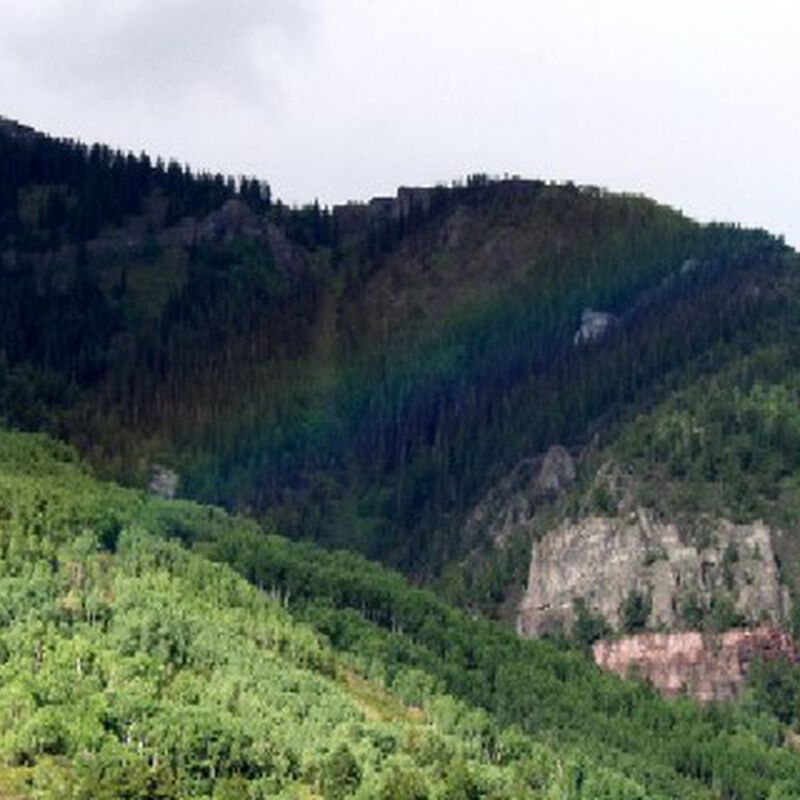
[2, 1, 799, 244]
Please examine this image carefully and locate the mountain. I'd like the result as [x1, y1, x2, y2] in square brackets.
[0, 118, 791, 583]
[463, 265, 800, 632]
[4, 118, 800, 795]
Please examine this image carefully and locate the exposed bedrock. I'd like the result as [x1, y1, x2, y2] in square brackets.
[517, 509, 790, 638]
[594, 627, 797, 702]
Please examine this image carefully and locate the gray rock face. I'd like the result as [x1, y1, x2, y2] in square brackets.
[574, 309, 617, 346]
[465, 446, 577, 546]
[517, 510, 790, 637]
[149, 466, 180, 500]
[332, 187, 437, 239]
[536, 445, 576, 494]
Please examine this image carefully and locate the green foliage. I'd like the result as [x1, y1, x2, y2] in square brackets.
[0, 129, 260, 249]
[0, 429, 712, 799]
[606, 301, 800, 627]
[621, 591, 651, 634]
[708, 594, 747, 633]
[572, 598, 612, 645]
[722, 542, 739, 591]
[1, 430, 799, 797]
[749, 657, 800, 726]
[376, 761, 430, 799]
[592, 483, 618, 516]
[1, 127, 790, 586]
[680, 593, 706, 630]
[2, 122, 800, 797]
[581, 767, 648, 800]
[184, 496, 800, 799]
[72, 748, 178, 799]
[615, 353, 800, 527]
[321, 744, 362, 799]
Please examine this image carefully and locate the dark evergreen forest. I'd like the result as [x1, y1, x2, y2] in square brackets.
[0, 124, 791, 581]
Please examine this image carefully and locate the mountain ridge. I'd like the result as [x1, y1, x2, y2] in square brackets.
[1, 117, 794, 577]
[4, 117, 800, 796]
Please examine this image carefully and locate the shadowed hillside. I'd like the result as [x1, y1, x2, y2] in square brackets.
[4, 119, 800, 797]
[0, 120, 792, 585]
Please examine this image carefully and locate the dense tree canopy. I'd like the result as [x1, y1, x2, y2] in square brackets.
[1, 431, 799, 798]
[2, 124, 790, 582]
[4, 123, 800, 797]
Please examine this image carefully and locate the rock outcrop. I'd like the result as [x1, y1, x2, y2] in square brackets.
[465, 445, 577, 546]
[333, 186, 438, 239]
[536, 446, 577, 494]
[574, 309, 617, 345]
[594, 627, 798, 702]
[517, 509, 790, 637]
[149, 465, 180, 500]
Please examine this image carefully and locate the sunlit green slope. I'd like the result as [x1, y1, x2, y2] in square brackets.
[0, 432, 575, 799]
[0, 431, 799, 798]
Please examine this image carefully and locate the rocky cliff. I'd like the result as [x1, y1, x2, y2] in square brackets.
[594, 627, 798, 702]
[517, 509, 791, 638]
[464, 445, 577, 548]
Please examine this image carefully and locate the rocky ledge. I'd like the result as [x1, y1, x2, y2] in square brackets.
[517, 509, 790, 637]
[594, 627, 797, 702]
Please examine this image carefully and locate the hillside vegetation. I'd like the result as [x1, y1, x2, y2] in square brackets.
[0, 430, 597, 799]
[461, 261, 800, 628]
[0, 120, 792, 583]
[1, 430, 800, 798]
[5, 119, 800, 796]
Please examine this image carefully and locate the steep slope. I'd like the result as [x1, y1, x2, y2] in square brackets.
[0, 430, 638, 798]
[447, 252, 800, 611]
[3, 431, 800, 798]
[5, 112, 800, 798]
[0, 434, 800, 798]
[438, 262, 800, 709]
[0, 118, 792, 585]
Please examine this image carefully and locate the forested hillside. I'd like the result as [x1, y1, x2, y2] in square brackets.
[5, 118, 800, 797]
[460, 261, 800, 629]
[0, 118, 793, 584]
[2, 430, 800, 798]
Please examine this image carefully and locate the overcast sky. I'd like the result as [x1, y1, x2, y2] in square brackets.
[1, 1, 799, 244]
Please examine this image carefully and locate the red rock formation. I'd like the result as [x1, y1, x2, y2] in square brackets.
[593, 627, 797, 703]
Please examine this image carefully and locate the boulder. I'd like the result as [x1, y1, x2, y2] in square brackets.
[574, 309, 617, 346]
[149, 465, 180, 500]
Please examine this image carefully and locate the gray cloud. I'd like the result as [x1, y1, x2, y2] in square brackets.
[0, 1, 798, 246]
[1, 0, 311, 108]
